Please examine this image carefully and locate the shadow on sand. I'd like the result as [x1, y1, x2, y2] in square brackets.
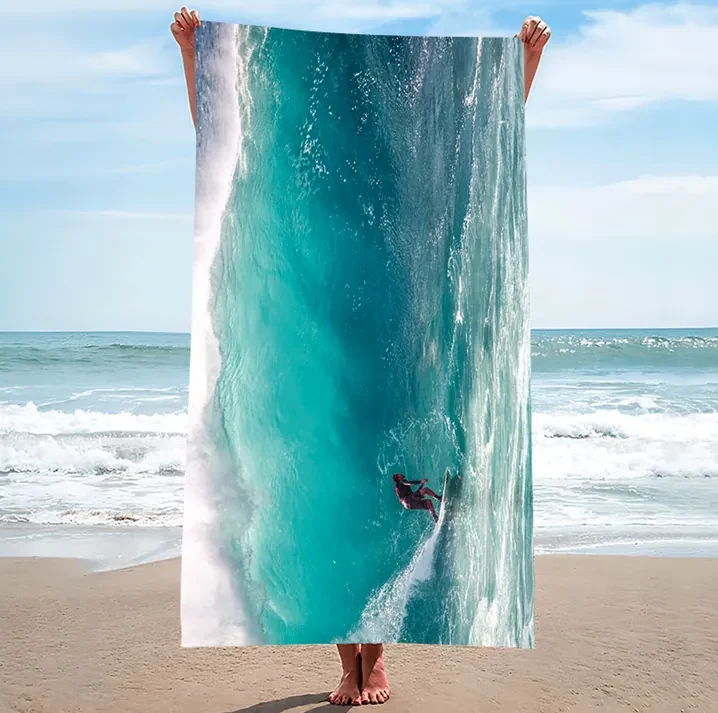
[227, 691, 348, 713]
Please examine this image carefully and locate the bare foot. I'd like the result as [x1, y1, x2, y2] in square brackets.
[360, 644, 391, 704]
[329, 644, 362, 706]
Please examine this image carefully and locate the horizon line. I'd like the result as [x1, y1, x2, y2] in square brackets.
[1, 326, 717, 335]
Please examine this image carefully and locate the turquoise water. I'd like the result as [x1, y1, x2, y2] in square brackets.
[195, 24, 531, 646]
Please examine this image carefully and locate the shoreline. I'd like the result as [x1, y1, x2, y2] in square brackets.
[2, 554, 716, 712]
[2, 522, 718, 575]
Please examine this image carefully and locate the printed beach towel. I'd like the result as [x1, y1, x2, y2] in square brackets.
[181, 21, 533, 647]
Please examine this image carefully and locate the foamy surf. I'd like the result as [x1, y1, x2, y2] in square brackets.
[350, 503, 447, 643]
[181, 22, 255, 647]
[534, 410, 718, 482]
[0, 402, 186, 436]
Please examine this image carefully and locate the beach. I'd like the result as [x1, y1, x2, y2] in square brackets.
[2, 554, 716, 713]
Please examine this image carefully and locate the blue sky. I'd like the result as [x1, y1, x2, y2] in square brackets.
[1, 1, 716, 331]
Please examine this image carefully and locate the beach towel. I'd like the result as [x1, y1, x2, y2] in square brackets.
[181, 21, 533, 647]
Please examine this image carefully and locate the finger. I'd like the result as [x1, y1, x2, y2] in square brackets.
[181, 6, 192, 25]
[174, 11, 189, 32]
[522, 19, 537, 43]
[528, 20, 544, 46]
[542, 26, 552, 45]
[170, 20, 182, 36]
[534, 23, 550, 47]
[533, 21, 548, 46]
[190, 9, 200, 27]
[522, 16, 535, 33]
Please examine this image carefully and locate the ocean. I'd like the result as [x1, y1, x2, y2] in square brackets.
[2, 329, 716, 563]
[532, 329, 718, 556]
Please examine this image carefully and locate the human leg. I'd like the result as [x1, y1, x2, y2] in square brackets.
[360, 644, 391, 704]
[329, 644, 362, 705]
[418, 486, 442, 501]
[406, 495, 438, 522]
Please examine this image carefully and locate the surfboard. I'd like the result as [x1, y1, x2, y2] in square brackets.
[441, 468, 451, 502]
[440, 468, 462, 517]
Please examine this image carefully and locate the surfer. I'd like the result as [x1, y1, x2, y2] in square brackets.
[172, 7, 550, 707]
[392, 473, 442, 522]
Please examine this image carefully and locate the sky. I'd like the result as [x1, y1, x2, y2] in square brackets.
[1, 1, 716, 331]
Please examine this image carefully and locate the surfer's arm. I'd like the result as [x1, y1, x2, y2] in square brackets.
[518, 16, 551, 102]
[405, 479, 426, 486]
[171, 7, 201, 128]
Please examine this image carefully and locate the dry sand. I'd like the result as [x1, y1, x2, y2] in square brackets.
[1, 555, 716, 713]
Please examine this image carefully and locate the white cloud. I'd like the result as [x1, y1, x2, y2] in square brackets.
[529, 175, 718, 242]
[529, 3, 718, 127]
[1, 31, 170, 89]
[0, 23, 177, 126]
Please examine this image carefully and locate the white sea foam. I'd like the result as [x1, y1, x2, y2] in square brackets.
[533, 410, 718, 482]
[351, 503, 445, 643]
[0, 508, 182, 527]
[0, 402, 186, 436]
[181, 22, 258, 647]
[0, 403, 186, 528]
[0, 431, 184, 475]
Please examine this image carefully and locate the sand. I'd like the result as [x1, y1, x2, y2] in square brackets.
[1, 555, 716, 713]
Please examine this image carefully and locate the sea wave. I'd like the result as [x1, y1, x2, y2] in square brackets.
[0, 402, 186, 436]
[0, 507, 182, 527]
[0, 432, 184, 476]
[534, 410, 718, 481]
[0, 403, 186, 479]
[0, 343, 190, 370]
[532, 331, 718, 372]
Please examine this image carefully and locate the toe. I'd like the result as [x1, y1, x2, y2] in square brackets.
[360, 691, 370, 704]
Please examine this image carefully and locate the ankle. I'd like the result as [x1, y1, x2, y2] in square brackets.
[336, 644, 361, 674]
[360, 644, 385, 668]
